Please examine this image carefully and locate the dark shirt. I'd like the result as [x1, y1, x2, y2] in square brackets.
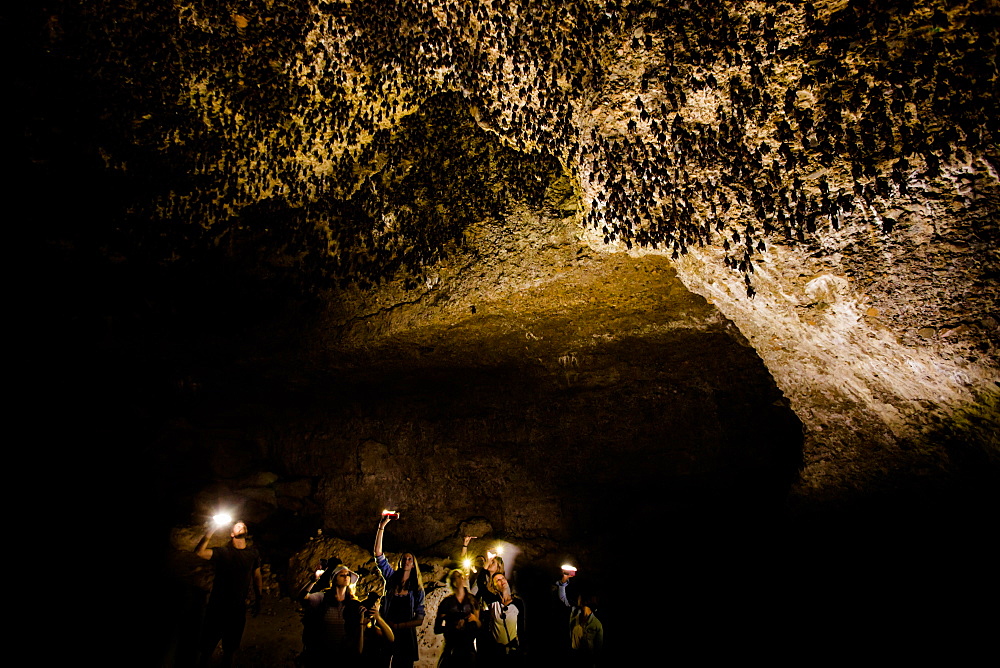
[302, 592, 363, 659]
[435, 593, 479, 651]
[209, 544, 261, 608]
[375, 554, 425, 621]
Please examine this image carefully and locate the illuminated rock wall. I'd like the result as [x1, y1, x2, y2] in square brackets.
[34, 0, 999, 535]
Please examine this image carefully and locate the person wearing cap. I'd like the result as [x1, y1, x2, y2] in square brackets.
[194, 520, 263, 667]
[298, 563, 365, 667]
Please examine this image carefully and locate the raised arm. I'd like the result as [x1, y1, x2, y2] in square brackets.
[374, 514, 391, 557]
[295, 570, 322, 601]
[555, 573, 571, 608]
[194, 526, 216, 561]
[460, 535, 475, 559]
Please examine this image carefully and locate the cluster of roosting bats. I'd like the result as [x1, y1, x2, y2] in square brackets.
[71, 0, 997, 297]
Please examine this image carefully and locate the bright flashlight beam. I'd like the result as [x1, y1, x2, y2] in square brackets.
[213, 513, 232, 527]
[561, 564, 578, 573]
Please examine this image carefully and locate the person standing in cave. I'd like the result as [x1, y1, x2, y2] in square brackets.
[481, 571, 525, 667]
[472, 552, 506, 661]
[554, 573, 603, 668]
[297, 564, 365, 667]
[194, 520, 263, 667]
[360, 591, 394, 668]
[470, 552, 505, 601]
[374, 514, 425, 668]
[434, 569, 481, 667]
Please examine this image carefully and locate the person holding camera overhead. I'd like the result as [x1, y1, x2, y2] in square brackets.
[194, 518, 263, 667]
[555, 567, 603, 667]
[374, 511, 425, 668]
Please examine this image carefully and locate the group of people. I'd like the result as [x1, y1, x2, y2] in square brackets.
[374, 514, 528, 668]
[194, 516, 602, 667]
[291, 513, 530, 668]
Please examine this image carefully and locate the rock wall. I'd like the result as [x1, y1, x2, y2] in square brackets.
[671, 210, 999, 510]
[31, 0, 1000, 542]
[30, 4, 1000, 663]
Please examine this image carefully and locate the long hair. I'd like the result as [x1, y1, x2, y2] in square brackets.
[487, 570, 509, 596]
[315, 582, 356, 608]
[393, 552, 422, 592]
[492, 556, 505, 575]
[446, 568, 465, 594]
[322, 580, 357, 601]
[343, 582, 357, 599]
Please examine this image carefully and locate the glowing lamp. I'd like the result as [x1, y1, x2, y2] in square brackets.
[212, 513, 232, 527]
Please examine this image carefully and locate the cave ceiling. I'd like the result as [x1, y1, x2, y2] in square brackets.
[40, 0, 997, 286]
[28, 0, 1000, 521]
